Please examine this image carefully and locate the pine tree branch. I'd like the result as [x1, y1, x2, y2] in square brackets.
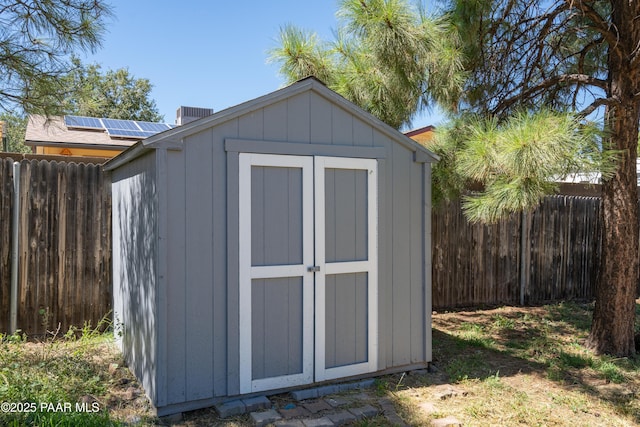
[579, 96, 620, 116]
[565, 0, 621, 57]
[492, 73, 609, 115]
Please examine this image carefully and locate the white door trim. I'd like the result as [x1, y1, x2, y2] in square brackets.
[314, 156, 378, 382]
[238, 153, 315, 394]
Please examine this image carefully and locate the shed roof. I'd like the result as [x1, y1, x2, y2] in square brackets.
[105, 77, 438, 171]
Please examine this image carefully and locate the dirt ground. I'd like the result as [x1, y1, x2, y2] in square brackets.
[100, 303, 639, 426]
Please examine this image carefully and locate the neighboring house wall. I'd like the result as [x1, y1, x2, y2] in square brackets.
[405, 125, 435, 148]
[34, 145, 123, 158]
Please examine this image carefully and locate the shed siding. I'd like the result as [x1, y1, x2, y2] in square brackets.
[163, 149, 187, 405]
[183, 130, 217, 402]
[324, 168, 368, 263]
[251, 277, 304, 379]
[122, 82, 432, 414]
[161, 124, 238, 402]
[111, 150, 158, 404]
[325, 272, 368, 368]
[251, 166, 303, 266]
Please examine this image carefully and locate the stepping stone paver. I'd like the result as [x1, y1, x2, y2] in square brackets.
[291, 388, 319, 401]
[215, 400, 245, 418]
[326, 410, 357, 426]
[326, 397, 349, 408]
[250, 409, 282, 426]
[302, 399, 333, 414]
[302, 418, 335, 427]
[378, 398, 408, 426]
[279, 406, 312, 419]
[274, 420, 305, 427]
[243, 396, 271, 412]
[348, 404, 379, 420]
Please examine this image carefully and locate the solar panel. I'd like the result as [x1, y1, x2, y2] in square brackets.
[65, 115, 177, 140]
[64, 115, 103, 130]
[102, 118, 140, 131]
[135, 121, 171, 132]
[106, 129, 157, 139]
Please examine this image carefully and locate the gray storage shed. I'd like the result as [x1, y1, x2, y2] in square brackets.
[105, 78, 437, 416]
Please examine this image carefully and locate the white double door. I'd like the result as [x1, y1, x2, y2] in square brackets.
[239, 153, 378, 394]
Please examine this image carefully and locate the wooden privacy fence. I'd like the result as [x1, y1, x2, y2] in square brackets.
[0, 156, 111, 336]
[432, 195, 604, 309]
[0, 155, 626, 330]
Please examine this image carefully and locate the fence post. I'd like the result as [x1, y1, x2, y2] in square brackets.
[9, 161, 20, 333]
[519, 210, 530, 306]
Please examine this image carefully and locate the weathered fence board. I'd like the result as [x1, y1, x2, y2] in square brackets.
[432, 195, 604, 309]
[0, 158, 13, 331]
[432, 199, 521, 308]
[0, 158, 111, 336]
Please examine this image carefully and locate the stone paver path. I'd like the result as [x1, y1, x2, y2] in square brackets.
[214, 375, 465, 426]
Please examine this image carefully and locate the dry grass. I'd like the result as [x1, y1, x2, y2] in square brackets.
[1, 301, 638, 426]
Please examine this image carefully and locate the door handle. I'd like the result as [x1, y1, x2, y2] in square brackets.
[307, 266, 320, 272]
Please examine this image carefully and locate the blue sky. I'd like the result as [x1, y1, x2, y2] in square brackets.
[81, 0, 443, 130]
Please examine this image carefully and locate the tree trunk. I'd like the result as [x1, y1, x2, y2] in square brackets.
[588, 105, 639, 357]
[587, 0, 640, 357]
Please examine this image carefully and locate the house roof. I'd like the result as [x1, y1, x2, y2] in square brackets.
[25, 115, 135, 150]
[105, 77, 439, 171]
[405, 125, 436, 148]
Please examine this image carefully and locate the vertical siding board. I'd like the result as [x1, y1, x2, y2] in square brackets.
[331, 105, 354, 145]
[251, 279, 266, 379]
[287, 277, 304, 376]
[263, 100, 288, 141]
[423, 163, 433, 361]
[410, 159, 423, 362]
[333, 274, 356, 367]
[165, 150, 186, 404]
[214, 121, 236, 397]
[354, 170, 367, 261]
[287, 169, 303, 264]
[326, 273, 368, 368]
[325, 274, 336, 368]
[309, 93, 332, 143]
[252, 278, 304, 378]
[352, 119, 374, 147]
[238, 110, 264, 141]
[333, 170, 358, 262]
[111, 151, 159, 405]
[184, 131, 216, 401]
[286, 92, 311, 143]
[325, 170, 336, 263]
[391, 142, 411, 366]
